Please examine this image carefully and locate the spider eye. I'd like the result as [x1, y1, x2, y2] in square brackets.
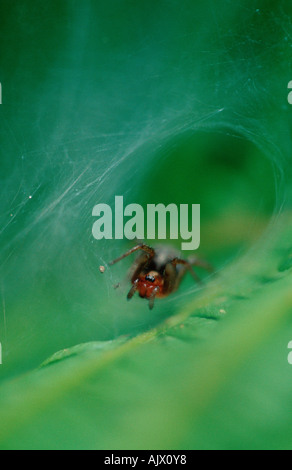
[145, 274, 155, 283]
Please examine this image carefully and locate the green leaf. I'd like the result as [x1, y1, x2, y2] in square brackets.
[1, 0, 292, 450]
[1, 218, 292, 449]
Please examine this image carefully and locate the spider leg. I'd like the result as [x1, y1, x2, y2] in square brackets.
[110, 244, 156, 300]
[127, 279, 139, 300]
[148, 286, 160, 310]
[110, 244, 155, 285]
[187, 256, 214, 274]
[109, 244, 155, 266]
[168, 258, 203, 292]
[129, 252, 151, 283]
[173, 265, 189, 290]
[167, 255, 214, 292]
[164, 261, 178, 294]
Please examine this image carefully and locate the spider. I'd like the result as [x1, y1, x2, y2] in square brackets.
[106, 243, 213, 310]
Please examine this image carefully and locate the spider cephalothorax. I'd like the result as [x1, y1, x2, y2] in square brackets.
[106, 243, 213, 310]
[136, 271, 164, 300]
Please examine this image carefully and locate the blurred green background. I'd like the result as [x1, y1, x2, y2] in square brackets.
[0, 0, 292, 450]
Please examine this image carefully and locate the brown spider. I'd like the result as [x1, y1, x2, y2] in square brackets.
[106, 243, 213, 310]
